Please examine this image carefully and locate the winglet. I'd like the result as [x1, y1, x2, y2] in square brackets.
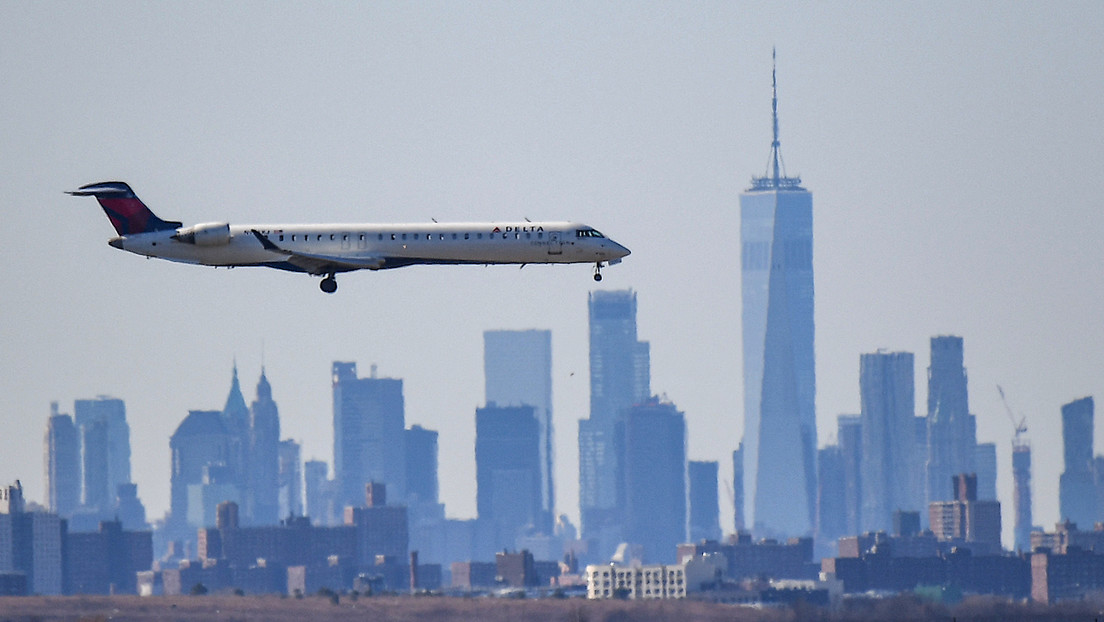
[69, 181, 182, 235]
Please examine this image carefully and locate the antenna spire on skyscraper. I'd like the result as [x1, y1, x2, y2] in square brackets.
[751, 48, 803, 191]
[771, 47, 781, 187]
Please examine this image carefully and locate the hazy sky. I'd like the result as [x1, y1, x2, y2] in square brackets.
[3, 2, 1103, 547]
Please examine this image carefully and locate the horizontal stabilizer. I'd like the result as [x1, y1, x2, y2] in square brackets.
[69, 181, 182, 235]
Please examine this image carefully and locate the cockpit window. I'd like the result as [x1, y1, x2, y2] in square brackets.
[576, 228, 605, 238]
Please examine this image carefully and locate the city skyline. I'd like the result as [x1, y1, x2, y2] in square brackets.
[4, 3, 1104, 550]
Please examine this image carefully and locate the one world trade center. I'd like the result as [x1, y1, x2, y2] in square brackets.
[740, 53, 816, 536]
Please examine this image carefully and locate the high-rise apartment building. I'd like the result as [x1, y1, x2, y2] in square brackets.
[476, 404, 542, 551]
[1059, 396, 1095, 526]
[1012, 441, 1032, 552]
[739, 57, 816, 536]
[333, 362, 406, 508]
[837, 415, 863, 536]
[579, 289, 649, 543]
[688, 461, 720, 543]
[617, 399, 686, 564]
[860, 351, 919, 532]
[44, 404, 79, 517]
[73, 396, 132, 515]
[484, 329, 554, 533]
[927, 473, 1001, 552]
[925, 336, 977, 506]
[249, 369, 281, 524]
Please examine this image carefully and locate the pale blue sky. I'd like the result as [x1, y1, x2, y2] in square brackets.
[2, 2, 1103, 546]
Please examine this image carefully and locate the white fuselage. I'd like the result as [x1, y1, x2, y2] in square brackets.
[114, 220, 629, 273]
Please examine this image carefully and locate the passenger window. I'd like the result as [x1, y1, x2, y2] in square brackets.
[330, 234, 335, 240]
[402, 233, 407, 240]
[538, 232, 544, 239]
[477, 233, 483, 239]
[279, 235, 284, 242]
[452, 233, 458, 240]
[317, 235, 322, 241]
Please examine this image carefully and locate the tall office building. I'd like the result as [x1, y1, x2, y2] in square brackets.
[974, 442, 997, 501]
[1012, 441, 1032, 552]
[0, 482, 64, 595]
[739, 56, 816, 536]
[168, 410, 232, 538]
[732, 443, 744, 532]
[44, 404, 79, 517]
[1059, 396, 1094, 526]
[476, 404, 542, 551]
[689, 461, 721, 543]
[221, 366, 251, 501]
[837, 415, 863, 535]
[816, 445, 845, 549]
[405, 425, 439, 505]
[333, 362, 406, 507]
[484, 329, 554, 533]
[925, 336, 977, 505]
[304, 459, 338, 527]
[249, 369, 281, 524]
[859, 351, 919, 532]
[73, 397, 132, 515]
[277, 439, 301, 519]
[617, 399, 686, 564]
[579, 290, 650, 542]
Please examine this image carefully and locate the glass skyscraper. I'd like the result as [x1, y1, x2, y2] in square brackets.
[1059, 396, 1094, 527]
[579, 289, 649, 547]
[332, 362, 406, 507]
[739, 56, 816, 536]
[484, 329, 554, 533]
[859, 351, 920, 532]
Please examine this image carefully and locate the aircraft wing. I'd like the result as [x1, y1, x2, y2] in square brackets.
[250, 230, 386, 274]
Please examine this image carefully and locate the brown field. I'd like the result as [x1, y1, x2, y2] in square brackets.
[0, 594, 1100, 622]
[0, 595, 785, 622]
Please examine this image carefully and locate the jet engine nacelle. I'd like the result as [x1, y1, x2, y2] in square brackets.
[173, 222, 231, 246]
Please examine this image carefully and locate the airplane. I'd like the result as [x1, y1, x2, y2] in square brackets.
[69, 181, 630, 293]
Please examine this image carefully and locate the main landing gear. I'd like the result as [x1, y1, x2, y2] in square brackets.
[320, 274, 338, 293]
[593, 262, 604, 282]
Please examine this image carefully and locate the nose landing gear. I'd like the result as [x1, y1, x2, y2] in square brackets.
[593, 262, 604, 282]
[320, 274, 338, 293]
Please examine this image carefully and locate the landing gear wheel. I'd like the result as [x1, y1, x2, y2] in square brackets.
[593, 262, 604, 282]
[593, 272, 603, 282]
[320, 276, 338, 294]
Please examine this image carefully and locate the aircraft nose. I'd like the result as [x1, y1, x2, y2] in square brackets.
[611, 241, 631, 259]
[108, 237, 123, 250]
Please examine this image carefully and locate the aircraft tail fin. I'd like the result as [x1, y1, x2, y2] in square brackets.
[68, 181, 182, 235]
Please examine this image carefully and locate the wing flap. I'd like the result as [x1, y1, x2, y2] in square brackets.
[250, 230, 386, 274]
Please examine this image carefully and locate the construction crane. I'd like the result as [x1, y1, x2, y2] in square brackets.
[997, 385, 1028, 444]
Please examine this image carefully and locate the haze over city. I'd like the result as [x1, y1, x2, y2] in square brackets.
[2, 2, 1104, 549]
